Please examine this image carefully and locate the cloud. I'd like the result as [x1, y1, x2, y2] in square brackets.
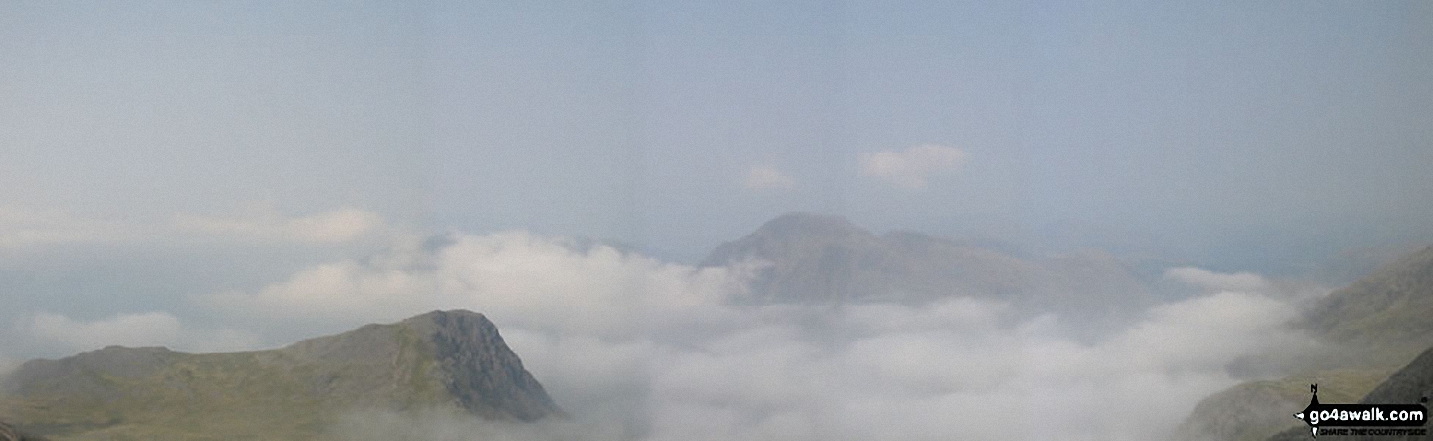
[0, 204, 385, 250]
[203, 231, 753, 339]
[497, 294, 1300, 441]
[208, 231, 1307, 441]
[742, 165, 796, 191]
[0, 206, 138, 248]
[859, 144, 967, 189]
[20, 311, 261, 354]
[1163, 267, 1271, 293]
[173, 205, 384, 243]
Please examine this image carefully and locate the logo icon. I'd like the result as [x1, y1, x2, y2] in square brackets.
[1293, 384, 1427, 438]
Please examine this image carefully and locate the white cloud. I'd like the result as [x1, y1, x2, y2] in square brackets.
[20, 311, 261, 354]
[207, 230, 1305, 441]
[1163, 267, 1271, 293]
[203, 231, 753, 339]
[0, 206, 138, 248]
[743, 165, 796, 191]
[174, 205, 384, 243]
[0, 204, 385, 250]
[859, 144, 967, 189]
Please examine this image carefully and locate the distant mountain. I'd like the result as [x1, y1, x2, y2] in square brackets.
[1175, 245, 1433, 441]
[1265, 344, 1433, 441]
[0, 310, 561, 440]
[702, 212, 1153, 322]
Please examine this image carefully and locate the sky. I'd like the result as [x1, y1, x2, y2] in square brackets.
[1, 1, 1431, 439]
[4, 0, 1432, 265]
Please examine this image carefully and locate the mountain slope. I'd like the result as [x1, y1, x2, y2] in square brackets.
[0, 310, 561, 440]
[1302, 245, 1433, 367]
[1176, 245, 1433, 441]
[702, 212, 1153, 322]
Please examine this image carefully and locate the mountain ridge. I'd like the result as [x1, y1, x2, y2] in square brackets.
[0, 310, 561, 440]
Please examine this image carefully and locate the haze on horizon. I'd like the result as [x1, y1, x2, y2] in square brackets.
[2, 1, 1431, 440]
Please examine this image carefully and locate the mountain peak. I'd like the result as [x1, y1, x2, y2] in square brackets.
[700, 212, 871, 268]
[403, 309, 489, 326]
[755, 212, 865, 237]
[396, 309, 561, 422]
[1, 311, 561, 439]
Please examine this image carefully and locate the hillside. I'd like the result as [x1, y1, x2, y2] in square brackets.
[702, 212, 1153, 324]
[1175, 246, 1433, 441]
[1302, 246, 1433, 367]
[0, 310, 561, 440]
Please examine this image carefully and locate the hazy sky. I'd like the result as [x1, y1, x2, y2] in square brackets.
[5, 0, 1431, 266]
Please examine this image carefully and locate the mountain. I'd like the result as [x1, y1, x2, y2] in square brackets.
[1265, 344, 1433, 441]
[0, 310, 561, 440]
[1175, 245, 1433, 441]
[1302, 246, 1433, 367]
[701, 212, 1153, 322]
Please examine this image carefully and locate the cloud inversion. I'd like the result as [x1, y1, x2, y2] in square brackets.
[201, 231, 1308, 441]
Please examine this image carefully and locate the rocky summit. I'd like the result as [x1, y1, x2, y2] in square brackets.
[0, 310, 561, 440]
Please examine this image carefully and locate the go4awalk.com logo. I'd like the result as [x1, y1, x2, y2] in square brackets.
[1293, 384, 1428, 438]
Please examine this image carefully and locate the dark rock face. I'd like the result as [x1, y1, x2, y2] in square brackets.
[404, 310, 563, 421]
[1360, 345, 1433, 407]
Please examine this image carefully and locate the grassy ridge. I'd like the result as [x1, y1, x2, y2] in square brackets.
[1, 322, 453, 440]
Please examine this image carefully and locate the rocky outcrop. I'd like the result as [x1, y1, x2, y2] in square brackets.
[402, 310, 563, 422]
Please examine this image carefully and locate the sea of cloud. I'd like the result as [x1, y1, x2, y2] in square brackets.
[11, 230, 1322, 440]
[227, 232, 1325, 440]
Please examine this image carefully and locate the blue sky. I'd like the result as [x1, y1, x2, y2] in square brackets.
[1, 0, 1431, 325]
